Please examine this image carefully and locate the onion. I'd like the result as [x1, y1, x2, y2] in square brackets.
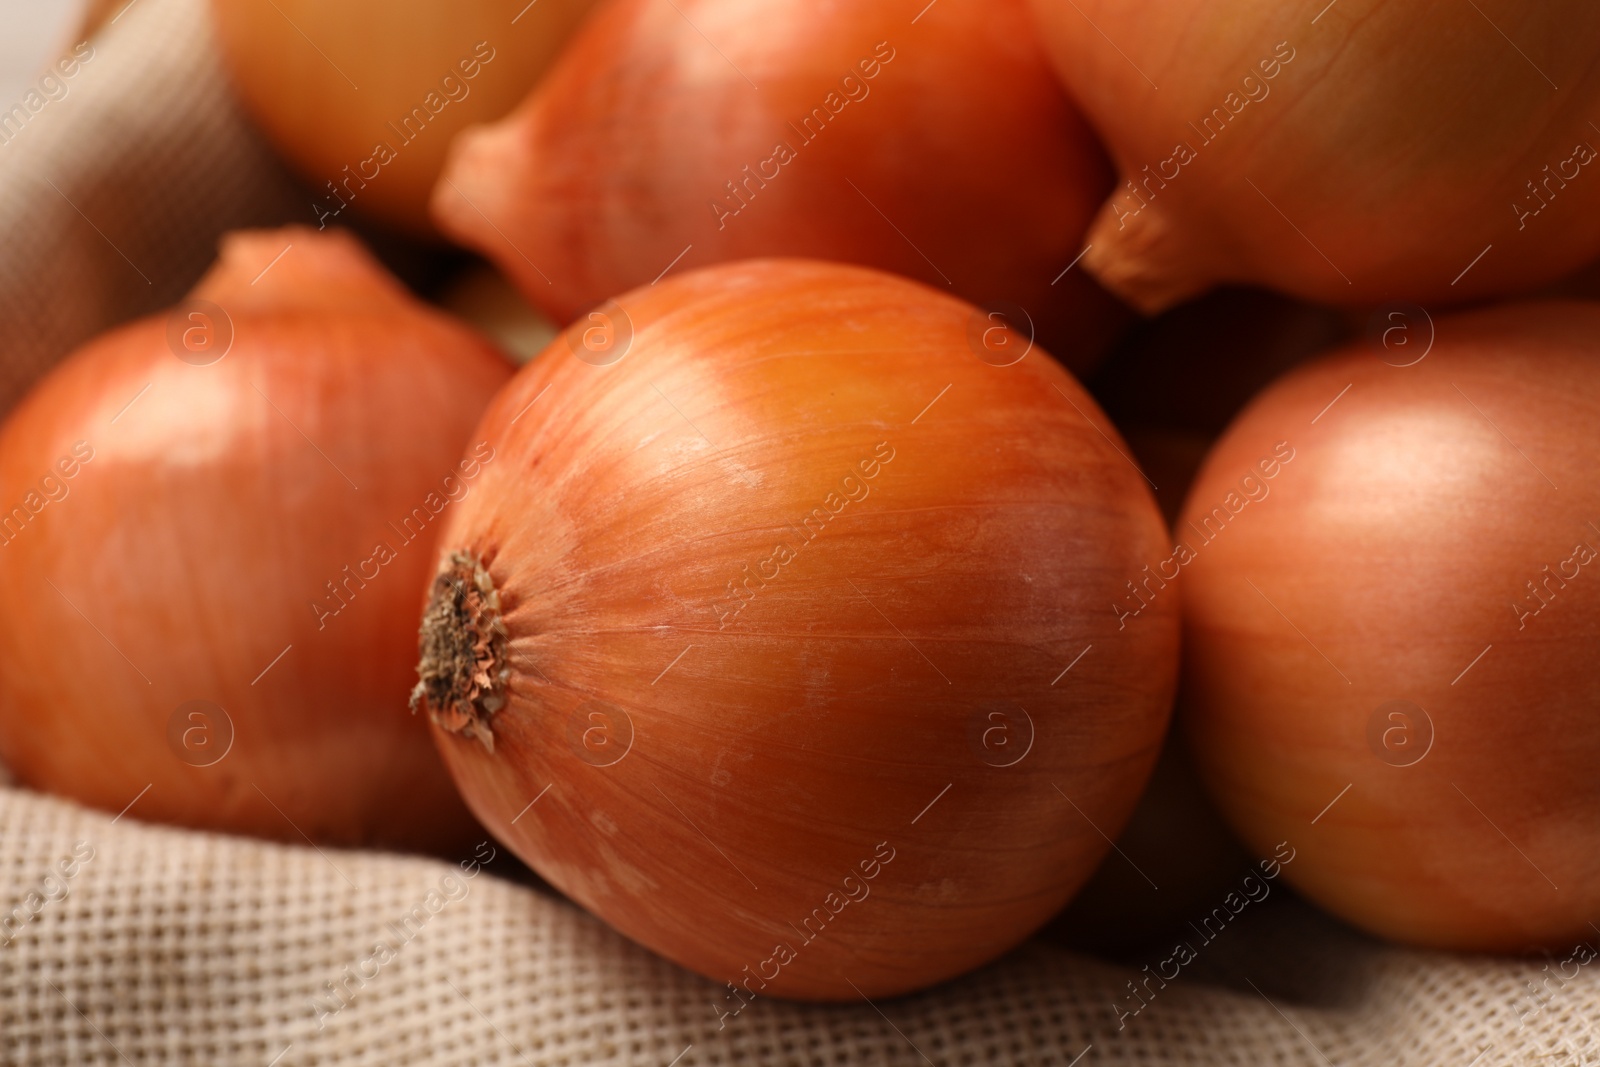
[210, 0, 597, 236]
[0, 227, 512, 850]
[1179, 300, 1600, 950]
[409, 258, 1178, 998]
[431, 0, 1124, 371]
[1028, 0, 1600, 311]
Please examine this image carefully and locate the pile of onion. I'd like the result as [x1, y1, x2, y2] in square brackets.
[409, 258, 1178, 998]
[210, 0, 597, 236]
[1028, 0, 1600, 310]
[431, 0, 1123, 371]
[0, 226, 511, 849]
[1180, 300, 1600, 950]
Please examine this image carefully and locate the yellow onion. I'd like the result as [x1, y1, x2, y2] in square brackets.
[1180, 300, 1600, 950]
[1029, 0, 1600, 311]
[210, 0, 597, 236]
[410, 258, 1178, 998]
[432, 0, 1123, 371]
[0, 226, 511, 849]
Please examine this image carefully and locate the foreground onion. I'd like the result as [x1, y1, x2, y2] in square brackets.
[1029, 0, 1600, 311]
[210, 0, 596, 236]
[0, 227, 511, 849]
[410, 259, 1178, 999]
[1180, 300, 1600, 950]
[431, 0, 1123, 370]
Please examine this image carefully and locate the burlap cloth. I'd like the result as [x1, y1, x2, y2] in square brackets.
[0, 1, 1595, 1063]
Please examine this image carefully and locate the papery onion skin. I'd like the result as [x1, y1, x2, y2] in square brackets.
[0, 227, 511, 850]
[1179, 301, 1600, 950]
[210, 0, 597, 237]
[431, 0, 1124, 372]
[411, 258, 1177, 1000]
[1028, 0, 1600, 311]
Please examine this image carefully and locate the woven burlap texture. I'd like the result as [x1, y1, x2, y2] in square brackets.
[2, 0, 1598, 1064]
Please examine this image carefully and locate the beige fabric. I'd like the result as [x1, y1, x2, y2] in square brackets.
[1, 0, 1598, 1063]
[1, 783, 1596, 1067]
